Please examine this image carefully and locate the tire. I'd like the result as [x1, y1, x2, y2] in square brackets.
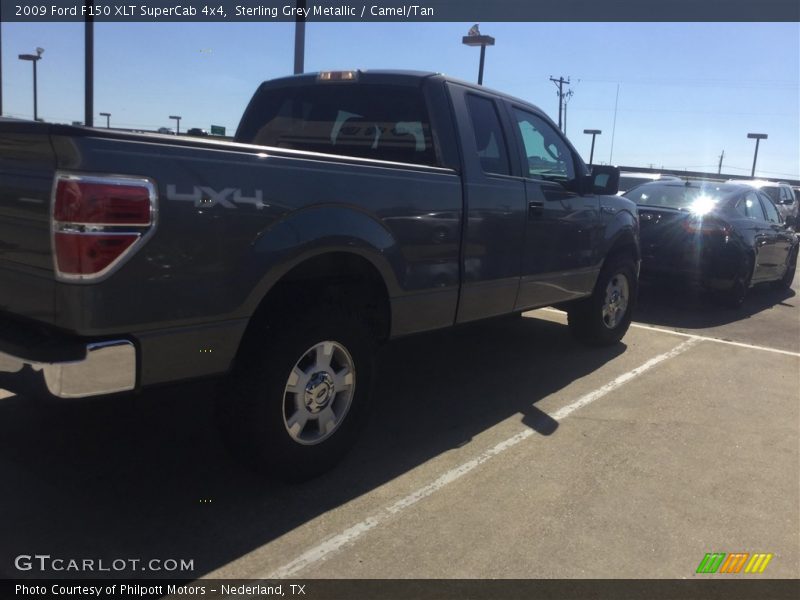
[217, 304, 375, 482]
[716, 255, 753, 309]
[773, 246, 798, 290]
[567, 254, 637, 346]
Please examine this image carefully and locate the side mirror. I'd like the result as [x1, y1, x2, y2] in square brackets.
[785, 215, 797, 230]
[585, 165, 620, 195]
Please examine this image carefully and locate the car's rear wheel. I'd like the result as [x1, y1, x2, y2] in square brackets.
[717, 255, 753, 309]
[217, 304, 374, 482]
[773, 246, 798, 290]
[567, 255, 637, 346]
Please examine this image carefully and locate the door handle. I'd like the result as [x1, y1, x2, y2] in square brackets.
[528, 201, 544, 218]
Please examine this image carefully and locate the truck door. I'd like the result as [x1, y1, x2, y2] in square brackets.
[507, 106, 602, 309]
[447, 84, 527, 323]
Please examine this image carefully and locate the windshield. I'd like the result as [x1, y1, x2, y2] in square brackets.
[624, 184, 724, 212]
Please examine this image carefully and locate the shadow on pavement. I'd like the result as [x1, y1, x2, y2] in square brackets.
[0, 316, 623, 579]
[635, 279, 796, 330]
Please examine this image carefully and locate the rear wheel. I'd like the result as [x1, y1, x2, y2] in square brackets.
[217, 304, 375, 482]
[567, 255, 637, 346]
[716, 255, 753, 308]
[773, 246, 798, 290]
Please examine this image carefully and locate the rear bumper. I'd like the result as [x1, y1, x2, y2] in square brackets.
[640, 239, 743, 291]
[0, 317, 136, 398]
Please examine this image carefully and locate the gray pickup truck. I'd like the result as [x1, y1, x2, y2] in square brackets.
[0, 70, 639, 480]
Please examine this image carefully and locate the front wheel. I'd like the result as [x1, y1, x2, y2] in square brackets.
[567, 255, 637, 346]
[217, 305, 375, 482]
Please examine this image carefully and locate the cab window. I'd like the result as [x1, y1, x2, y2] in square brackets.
[512, 108, 575, 185]
[465, 95, 512, 176]
[239, 84, 438, 166]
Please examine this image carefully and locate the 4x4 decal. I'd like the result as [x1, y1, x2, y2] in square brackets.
[166, 185, 266, 209]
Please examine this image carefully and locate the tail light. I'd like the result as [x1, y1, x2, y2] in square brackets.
[682, 216, 731, 236]
[52, 173, 157, 281]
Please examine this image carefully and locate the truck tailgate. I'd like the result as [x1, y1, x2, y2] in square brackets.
[0, 123, 57, 323]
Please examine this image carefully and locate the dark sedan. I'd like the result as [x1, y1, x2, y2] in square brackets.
[624, 181, 798, 307]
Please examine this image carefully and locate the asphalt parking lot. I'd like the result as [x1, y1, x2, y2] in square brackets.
[1, 276, 798, 582]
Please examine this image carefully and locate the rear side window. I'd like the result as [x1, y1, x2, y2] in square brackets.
[760, 186, 782, 205]
[236, 84, 437, 166]
[759, 193, 782, 223]
[465, 94, 511, 176]
[734, 192, 766, 219]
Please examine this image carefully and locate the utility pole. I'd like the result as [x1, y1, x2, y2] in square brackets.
[550, 76, 570, 132]
[563, 89, 574, 135]
[717, 150, 724, 174]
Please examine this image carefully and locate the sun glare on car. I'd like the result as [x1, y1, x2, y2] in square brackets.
[689, 194, 717, 216]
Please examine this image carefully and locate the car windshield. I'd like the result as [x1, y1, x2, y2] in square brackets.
[624, 184, 723, 212]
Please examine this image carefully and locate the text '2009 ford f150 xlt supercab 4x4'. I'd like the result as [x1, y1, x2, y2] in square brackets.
[0, 70, 639, 480]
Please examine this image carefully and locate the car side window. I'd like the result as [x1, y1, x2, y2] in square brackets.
[512, 108, 576, 185]
[465, 95, 511, 176]
[735, 192, 766, 219]
[759, 192, 782, 224]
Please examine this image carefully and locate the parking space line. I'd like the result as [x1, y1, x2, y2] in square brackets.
[628, 323, 800, 358]
[263, 338, 699, 579]
[538, 308, 800, 358]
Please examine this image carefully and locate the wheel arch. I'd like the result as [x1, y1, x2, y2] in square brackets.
[241, 249, 393, 356]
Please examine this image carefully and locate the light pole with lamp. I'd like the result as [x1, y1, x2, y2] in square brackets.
[170, 115, 182, 134]
[583, 129, 602, 165]
[18, 47, 44, 121]
[747, 133, 767, 177]
[99, 112, 111, 128]
[462, 24, 495, 86]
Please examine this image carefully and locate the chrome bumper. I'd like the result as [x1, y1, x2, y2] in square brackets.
[0, 340, 136, 398]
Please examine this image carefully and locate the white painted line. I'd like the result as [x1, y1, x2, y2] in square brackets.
[264, 338, 699, 579]
[537, 308, 800, 358]
[551, 337, 700, 420]
[628, 322, 800, 358]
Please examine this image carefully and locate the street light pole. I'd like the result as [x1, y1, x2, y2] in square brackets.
[85, 1, 94, 127]
[294, 0, 306, 74]
[583, 129, 602, 165]
[18, 48, 44, 121]
[169, 115, 182, 134]
[100, 112, 111, 128]
[462, 25, 495, 86]
[747, 133, 767, 177]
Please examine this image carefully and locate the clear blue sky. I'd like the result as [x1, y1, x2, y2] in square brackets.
[2, 21, 798, 179]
